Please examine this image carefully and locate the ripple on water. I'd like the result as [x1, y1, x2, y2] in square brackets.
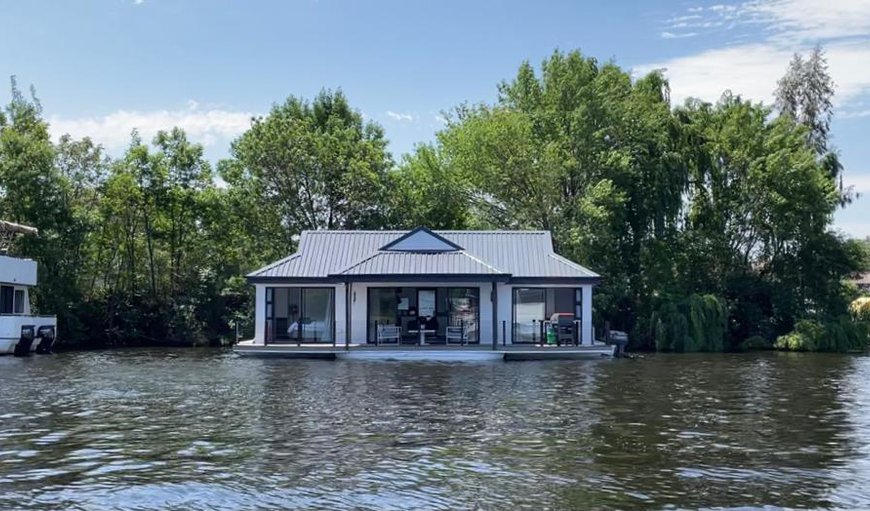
[1, 351, 870, 509]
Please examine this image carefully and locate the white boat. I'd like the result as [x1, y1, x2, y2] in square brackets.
[0, 221, 57, 356]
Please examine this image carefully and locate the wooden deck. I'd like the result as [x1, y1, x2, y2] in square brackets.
[233, 341, 616, 360]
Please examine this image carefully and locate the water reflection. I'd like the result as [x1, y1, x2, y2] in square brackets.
[1, 350, 869, 510]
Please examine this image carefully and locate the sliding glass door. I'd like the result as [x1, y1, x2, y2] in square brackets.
[367, 287, 480, 344]
[513, 288, 545, 343]
[512, 287, 581, 344]
[300, 288, 334, 342]
[266, 287, 335, 344]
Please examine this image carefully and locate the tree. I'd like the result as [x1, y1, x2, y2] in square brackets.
[387, 144, 471, 229]
[154, 128, 212, 295]
[0, 78, 73, 320]
[775, 46, 835, 155]
[669, 89, 860, 348]
[226, 90, 393, 245]
[436, 51, 687, 337]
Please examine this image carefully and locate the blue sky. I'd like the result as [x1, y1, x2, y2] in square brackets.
[2, 0, 870, 235]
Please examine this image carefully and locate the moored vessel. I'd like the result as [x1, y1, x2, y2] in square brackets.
[0, 221, 57, 356]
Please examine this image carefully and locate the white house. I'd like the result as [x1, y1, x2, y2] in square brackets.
[239, 227, 607, 360]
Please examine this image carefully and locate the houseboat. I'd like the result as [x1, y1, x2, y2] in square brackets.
[236, 227, 615, 361]
[0, 221, 57, 356]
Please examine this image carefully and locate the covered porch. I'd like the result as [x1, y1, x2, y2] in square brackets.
[259, 280, 595, 348]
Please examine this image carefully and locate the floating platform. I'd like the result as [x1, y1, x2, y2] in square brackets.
[233, 341, 616, 361]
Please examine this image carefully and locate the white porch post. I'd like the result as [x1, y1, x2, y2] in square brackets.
[581, 285, 593, 345]
[254, 284, 266, 345]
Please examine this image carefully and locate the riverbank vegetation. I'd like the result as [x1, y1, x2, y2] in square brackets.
[0, 47, 866, 352]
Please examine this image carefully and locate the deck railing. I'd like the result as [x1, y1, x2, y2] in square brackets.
[511, 320, 582, 346]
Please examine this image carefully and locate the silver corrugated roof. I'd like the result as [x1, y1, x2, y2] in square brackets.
[248, 229, 599, 281]
[337, 250, 502, 276]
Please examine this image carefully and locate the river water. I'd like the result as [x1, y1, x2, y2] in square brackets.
[1, 350, 870, 510]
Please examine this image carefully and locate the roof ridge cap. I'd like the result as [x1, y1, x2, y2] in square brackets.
[459, 250, 505, 274]
[247, 253, 301, 277]
[547, 253, 600, 277]
[332, 250, 385, 275]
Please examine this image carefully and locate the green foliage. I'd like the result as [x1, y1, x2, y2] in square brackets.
[0, 46, 861, 352]
[774, 318, 868, 353]
[850, 297, 870, 321]
[650, 294, 727, 352]
[387, 144, 471, 229]
[227, 89, 393, 234]
[740, 335, 772, 351]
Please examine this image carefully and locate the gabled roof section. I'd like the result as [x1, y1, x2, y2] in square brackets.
[246, 229, 600, 283]
[331, 250, 505, 277]
[379, 226, 463, 252]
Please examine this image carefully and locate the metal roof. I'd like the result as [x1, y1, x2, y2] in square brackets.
[248, 229, 600, 282]
[335, 250, 503, 276]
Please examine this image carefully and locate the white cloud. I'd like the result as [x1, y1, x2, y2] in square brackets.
[834, 171, 870, 237]
[640, 0, 870, 114]
[741, 0, 870, 42]
[668, 14, 703, 23]
[133, 0, 144, 4]
[386, 111, 414, 122]
[48, 101, 254, 153]
[841, 108, 870, 119]
[842, 172, 870, 194]
[661, 31, 700, 39]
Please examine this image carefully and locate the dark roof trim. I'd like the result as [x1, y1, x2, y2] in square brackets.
[508, 276, 602, 285]
[379, 226, 464, 252]
[330, 273, 512, 283]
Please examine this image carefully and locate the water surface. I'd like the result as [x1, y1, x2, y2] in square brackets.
[1, 350, 869, 510]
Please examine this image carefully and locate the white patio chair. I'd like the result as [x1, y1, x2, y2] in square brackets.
[446, 325, 466, 345]
[377, 325, 401, 345]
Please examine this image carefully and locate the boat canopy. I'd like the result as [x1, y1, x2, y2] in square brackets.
[0, 221, 38, 236]
[0, 221, 38, 254]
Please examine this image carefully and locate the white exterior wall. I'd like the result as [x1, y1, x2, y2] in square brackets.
[252, 281, 594, 345]
[581, 285, 593, 345]
[0, 255, 37, 286]
[253, 284, 266, 344]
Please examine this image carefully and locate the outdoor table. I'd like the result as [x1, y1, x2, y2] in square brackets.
[408, 329, 436, 345]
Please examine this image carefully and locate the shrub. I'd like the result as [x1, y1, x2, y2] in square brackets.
[775, 317, 869, 353]
[850, 297, 870, 322]
[740, 335, 772, 351]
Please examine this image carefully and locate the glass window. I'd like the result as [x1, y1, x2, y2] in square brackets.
[273, 288, 290, 340]
[368, 288, 400, 341]
[265, 287, 274, 343]
[268, 287, 334, 343]
[367, 287, 480, 344]
[513, 288, 545, 343]
[301, 288, 334, 343]
[13, 289, 24, 314]
[552, 288, 575, 316]
[447, 288, 479, 343]
[0, 286, 13, 314]
[512, 288, 581, 343]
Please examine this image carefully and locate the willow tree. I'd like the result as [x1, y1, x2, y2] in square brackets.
[676, 93, 849, 341]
